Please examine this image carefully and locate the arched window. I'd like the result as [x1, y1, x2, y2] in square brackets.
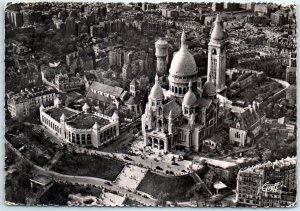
[76, 134, 80, 141]
[87, 134, 91, 140]
[212, 48, 217, 55]
[179, 87, 182, 94]
[147, 137, 152, 146]
[235, 132, 240, 139]
[81, 134, 85, 140]
[158, 107, 162, 115]
[175, 87, 178, 93]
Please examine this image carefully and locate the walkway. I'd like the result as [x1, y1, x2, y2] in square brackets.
[114, 165, 148, 191]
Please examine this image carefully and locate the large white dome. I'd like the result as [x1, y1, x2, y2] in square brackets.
[169, 46, 197, 77]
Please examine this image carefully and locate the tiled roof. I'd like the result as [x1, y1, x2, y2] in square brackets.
[199, 98, 212, 110]
[163, 100, 182, 119]
[89, 81, 124, 98]
[125, 96, 138, 105]
[234, 107, 263, 131]
[86, 91, 110, 103]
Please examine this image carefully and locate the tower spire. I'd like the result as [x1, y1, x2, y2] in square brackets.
[181, 29, 186, 48]
[188, 80, 192, 92]
[211, 14, 224, 41]
[155, 73, 159, 84]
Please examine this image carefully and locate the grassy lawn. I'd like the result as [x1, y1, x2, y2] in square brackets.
[137, 171, 196, 202]
[40, 183, 103, 205]
[51, 153, 125, 181]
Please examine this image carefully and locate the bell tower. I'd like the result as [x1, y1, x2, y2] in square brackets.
[207, 14, 226, 94]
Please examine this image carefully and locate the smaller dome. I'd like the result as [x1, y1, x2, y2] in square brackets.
[112, 111, 119, 120]
[203, 81, 216, 97]
[149, 74, 164, 100]
[183, 81, 197, 106]
[93, 121, 99, 129]
[60, 113, 66, 121]
[82, 102, 90, 111]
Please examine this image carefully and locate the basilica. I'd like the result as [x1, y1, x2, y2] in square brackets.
[141, 15, 231, 153]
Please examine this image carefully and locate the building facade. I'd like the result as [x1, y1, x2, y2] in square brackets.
[155, 38, 169, 76]
[7, 87, 56, 119]
[236, 157, 297, 207]
[286, 51, 297, 85]
[40, 98, 119, 148]
[141, 19, 228, 153]
[229, 102, 265, 147]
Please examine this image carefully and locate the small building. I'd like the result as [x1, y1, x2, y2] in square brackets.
[213, 181, 227, 195]
[30, 175, 53, 191]
[202, 130, 228, 153]
[229, 102, 265, 147]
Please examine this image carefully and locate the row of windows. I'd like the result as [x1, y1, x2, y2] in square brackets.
[235, 132, 241, 138]
[42, 116, 61, 134]
[67, 126, 117, 144]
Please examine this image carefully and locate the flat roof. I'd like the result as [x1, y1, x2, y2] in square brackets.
[30, 175, 52, 186]
[46, 106, 78, 122]
[67, 113, 110, 129]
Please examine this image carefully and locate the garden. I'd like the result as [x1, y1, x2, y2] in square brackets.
[137, 171, 196, 202]
[50, 152, 125, 181]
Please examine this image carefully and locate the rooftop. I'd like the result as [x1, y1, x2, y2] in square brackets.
[89, 81, 124, 98]
[30, 175, 53, 186]
[240, 156, 297, 173]
[45, 106, 78, 122]
[67, 113, 110, 129]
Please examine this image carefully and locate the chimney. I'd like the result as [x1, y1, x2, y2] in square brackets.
[252, 101, 256, 112]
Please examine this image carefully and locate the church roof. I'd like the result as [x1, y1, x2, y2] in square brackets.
[125, 96, 138, 105]
[199, 98, 212, 110]
[89, 81, 124, 98]
[163, 100, 182, 119]
[211, 14, 224, 41]
[86, 91, 110, 103]
[169, 31, 197, 77]
[234, 107, 263, 131]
